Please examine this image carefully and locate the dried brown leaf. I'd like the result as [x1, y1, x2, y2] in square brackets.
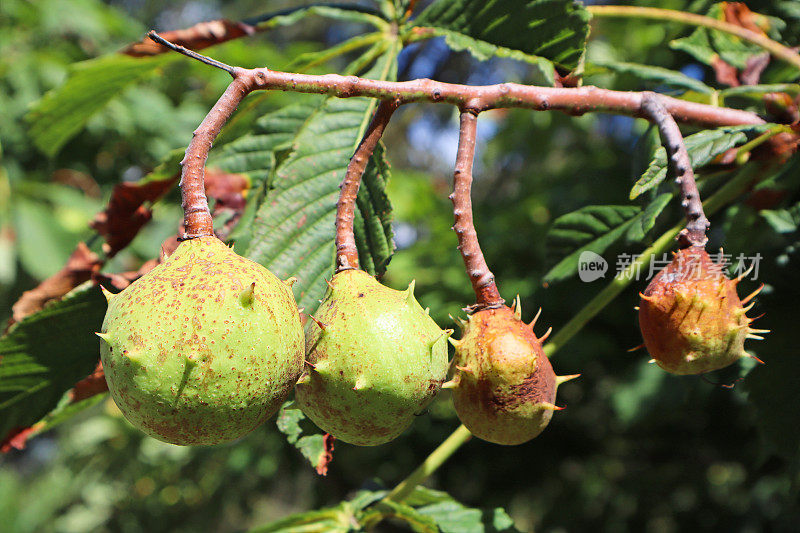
[740, 52, 770, 86]
[122, 20, 255, 57]
[316, 433, 335, 476]
[10, 243, 102, 326]
[69, 361, 108, 402]
[0, 425, 43, 453]
[711, 55, 740, 87]
[90, 177, 177, 258]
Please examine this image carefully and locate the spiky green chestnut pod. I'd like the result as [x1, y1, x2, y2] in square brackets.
[638, 246, 767, 375]
[448, 302, 577, 445]
[98, 236, 304, 445]
[295, 269, 451, 446]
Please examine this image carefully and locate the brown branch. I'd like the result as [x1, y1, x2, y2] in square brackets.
[179, 78, 255, 238]
[244, 68, 763, 128]
[451, 111, 504, 310]
[150, 34, 769, 240]
[641, 93, 710, 248]
[335, 99, 399, 272]
[147, 31, 764, 127]
[147, 31, 252, 239]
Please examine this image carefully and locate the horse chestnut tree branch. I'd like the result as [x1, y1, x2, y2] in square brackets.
[335, 99, 399, 272]
[450, 110, 504, 311]
[641, 92, 710, 248]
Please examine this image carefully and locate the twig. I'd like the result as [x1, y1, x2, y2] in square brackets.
[641, 92, 709, 248]
[147, 31, 236, 75]
[451, 111, 504, 310]
[589, 5, 800, 74]
[384, 424, 472, 503]
[335, 99, 399, 272]
[179, 78, 253, 238]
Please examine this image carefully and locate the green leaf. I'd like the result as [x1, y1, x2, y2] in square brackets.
[544, 205, 642, 283]
[410, 488, 519, 533]
[275, 402, 330, 470]
[670, 4, 784, 70]
[590, 59, 713, 94]
[245, 49, 398, 313]
[249, 3, 388, 31]
[12, 199, 77, 280]
[251, 490, 389, 533]
[37, 392, 108, 432]
[364, 500, 438, 533]
[26, 54, 173, 157]
[611, 363, 670, 426]
[414, 0, 589, 70]
[626, 192, 674, 242]
[287, 33, 386, 72]
[252, 486, 520, 532]
[761, 202, 800, 234]
[212, 102, 322, 248]
[630, 125, 773, 200]
[721, 83, 800, 99]
[248, 505, 352, 533]
[670, 26, 716, 65]
[211, 102, 319, 181]
[0, 282, 107, 442]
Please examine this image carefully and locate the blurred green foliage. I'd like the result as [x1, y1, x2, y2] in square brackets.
[2, 0, 800, 531]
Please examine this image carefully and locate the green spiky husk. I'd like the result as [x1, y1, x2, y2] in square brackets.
[295, 269, 451, 446]
[99, 236, 304, 445]
[451, 305, 565, 446]
[639, 246, 759, 375]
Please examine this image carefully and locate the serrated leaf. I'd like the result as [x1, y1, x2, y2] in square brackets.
[0, 282, 107, 443]
[590, 59, 713, 94]
[211, 102, 320, 181]
[245, 50, 398, 313]
[414, 0, 589, 70]
[544, 205, 642, 283]
[26, 54, 173, 157]
[630, 125, 773, 200]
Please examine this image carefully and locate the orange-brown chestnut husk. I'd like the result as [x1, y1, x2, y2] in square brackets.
[447, 300, 578, 445]
[638, 246, 767, 375]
